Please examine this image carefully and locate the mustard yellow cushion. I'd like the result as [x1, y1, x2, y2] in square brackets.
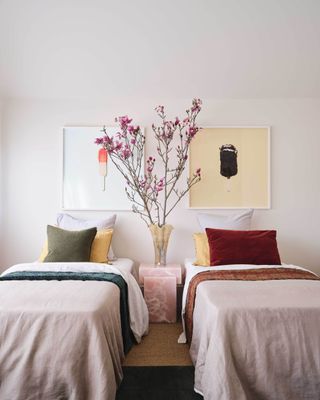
[39, 229, 113, 263]
[38, 241, 49, 262]
[193, 232, 210, 266]
[90, 229, 113, 263]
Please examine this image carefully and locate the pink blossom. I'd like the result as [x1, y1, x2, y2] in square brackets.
[116, 115, 133, 129]
[154, 177, 165, 193]
[155, 105, 164, 114]
[191, 98, 202, 113]
[183, 117, 190, 125]
[114, 141, 123, 151]
[146, 156, 155, 174]
[128, 125, 140, 135]
[95, 137, 103, 144]
[121, 148, 131, 159]
[188, 126, 198, 138]
[103, 135, 113, 144]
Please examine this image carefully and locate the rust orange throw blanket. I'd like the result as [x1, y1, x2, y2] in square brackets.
[185, 268, 320, 344]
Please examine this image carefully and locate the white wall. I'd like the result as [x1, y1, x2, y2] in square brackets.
[0, 102, 3, 260]
[1, 97, 320, 273]
[1, 0, 320, 99]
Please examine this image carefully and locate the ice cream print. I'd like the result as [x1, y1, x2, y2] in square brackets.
[98, 148, 108, 191]
[220, 144, 238, 179]
[220, 144, 238, 192]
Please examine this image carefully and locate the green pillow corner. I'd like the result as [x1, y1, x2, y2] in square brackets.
[44, 225, 97, 262]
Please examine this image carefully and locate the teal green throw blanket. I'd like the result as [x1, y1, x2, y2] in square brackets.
[0, 271, 134, 354]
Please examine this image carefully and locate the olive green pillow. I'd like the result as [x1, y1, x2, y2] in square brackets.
[44, 225, 97, 262]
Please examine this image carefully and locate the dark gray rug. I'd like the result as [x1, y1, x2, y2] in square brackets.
[116, 366, 203, 400]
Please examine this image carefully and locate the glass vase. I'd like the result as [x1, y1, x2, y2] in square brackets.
[149, 224, 173, 266]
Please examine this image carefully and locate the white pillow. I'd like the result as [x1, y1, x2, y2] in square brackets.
[197, 209, 253, 231]
[56, 213, 117, 260]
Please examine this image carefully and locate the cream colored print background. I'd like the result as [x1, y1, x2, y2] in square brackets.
[189, 127, 270, 208]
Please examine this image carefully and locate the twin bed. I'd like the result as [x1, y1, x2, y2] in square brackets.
[0, 259, 148, 400]
[1, 226, 320, 400]
[181, 259, 320, 400]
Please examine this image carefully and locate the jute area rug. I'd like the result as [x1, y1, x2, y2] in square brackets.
[123, 323, 192, 367]
[117, 324, 203, 399]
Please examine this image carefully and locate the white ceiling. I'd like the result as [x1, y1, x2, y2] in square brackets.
[0, 0, 319, 99]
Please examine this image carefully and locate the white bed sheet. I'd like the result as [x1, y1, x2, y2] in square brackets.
[179, 258, 314, 343]
[0, 259, 148, 400]
[110, 258, 134, 274]
[1, 260, 148, 343]
[182, 260, 320, 399]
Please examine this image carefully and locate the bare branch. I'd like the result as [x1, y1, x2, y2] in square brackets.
[94, 99, 202, 226]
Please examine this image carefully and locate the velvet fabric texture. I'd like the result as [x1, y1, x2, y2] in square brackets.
[206, 228, 281, 266]
[193, 233, 210, 266]
[44, 225, 97, 262]
[39, 229, 113, 263]
[56, 213, 117, 260]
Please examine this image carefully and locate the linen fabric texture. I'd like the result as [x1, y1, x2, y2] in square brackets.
[188, 268, 320, 399]
[0, 261, 149, 400]
[56, 213, 117, 260]
[43, 225, 97, 262]
[197, 209, 253, 231]
[206, 228, 282, 266]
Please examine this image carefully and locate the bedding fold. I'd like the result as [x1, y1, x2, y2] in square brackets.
[185, 267, 320, 343]
[1, 261, 149, 343]
[0, 270, 134, 354]
[0, 262, 149, 400]
[183, 265, 320, 399]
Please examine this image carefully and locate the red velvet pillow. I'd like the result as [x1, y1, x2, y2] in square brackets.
[205, 228, 281, 266]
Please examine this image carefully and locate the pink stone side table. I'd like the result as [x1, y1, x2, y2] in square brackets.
[139, 263, 182, 323]
[139, 263, 182, 285]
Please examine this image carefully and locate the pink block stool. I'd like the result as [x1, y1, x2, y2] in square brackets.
[139, 264, 182, 285]
[144, 276, 177, 323]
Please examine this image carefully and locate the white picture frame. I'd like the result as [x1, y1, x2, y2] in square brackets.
[61, 126, 144, 210]
[188, 126, 271, 209]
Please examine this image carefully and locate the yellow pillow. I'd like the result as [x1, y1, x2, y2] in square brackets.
[193, 232, 210, 266]
[39, 229, 113, 263]
[38, 241, 49, 262]
[89, 229, 113, 263]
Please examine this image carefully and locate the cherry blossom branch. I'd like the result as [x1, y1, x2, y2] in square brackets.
[95, 98, 202, 227]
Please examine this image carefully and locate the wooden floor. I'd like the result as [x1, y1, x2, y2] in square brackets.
[123, 322, 192, 366]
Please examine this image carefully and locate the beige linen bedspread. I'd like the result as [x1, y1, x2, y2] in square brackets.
[0, 280, 124, 400]
[190, 279, 320, 400]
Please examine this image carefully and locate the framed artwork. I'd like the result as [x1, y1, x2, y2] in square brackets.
[188, 126, 270, 209]
[62, 126, 144, 210]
